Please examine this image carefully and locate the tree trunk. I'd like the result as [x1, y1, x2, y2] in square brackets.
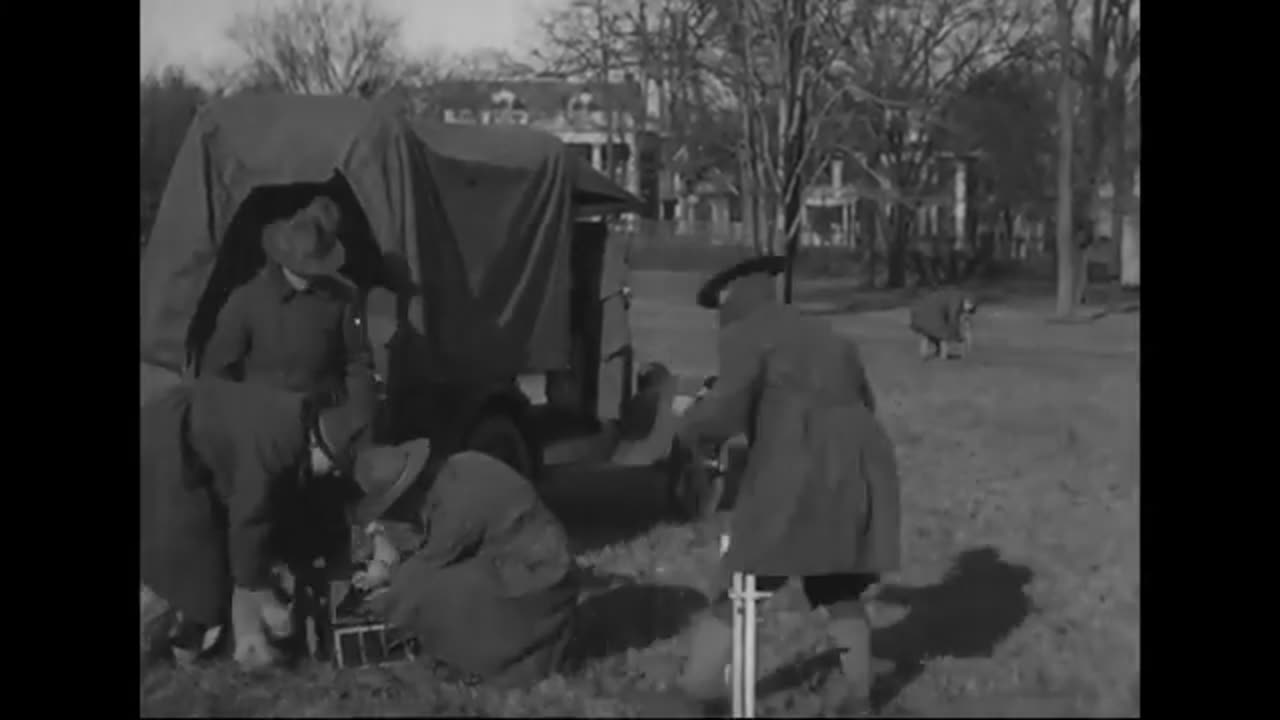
[1000, 211, 1011, 262]
[867, 205, 883, 288]
[1073, 0, 1114, 308]
[1109, 79, 1129, 288]
[732, 0, 755, 252]
[780, 0, 808, 303]
[1053, 0, 1077, 318]
[887, 206, 910, 289]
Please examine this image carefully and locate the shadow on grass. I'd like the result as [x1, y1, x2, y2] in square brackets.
[797, 278, 1138, 321]
[758, 546, 1035, 710]
[562, 570, 708, 672]
[796, 284, 1030, 317]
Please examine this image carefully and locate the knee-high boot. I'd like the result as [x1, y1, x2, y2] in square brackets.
[677, 612, 735, 700]
[826, 605, 873, 716]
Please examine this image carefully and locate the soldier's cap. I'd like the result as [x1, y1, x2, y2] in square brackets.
[695, 255, 787, 309]
[351, 438, 433, 525]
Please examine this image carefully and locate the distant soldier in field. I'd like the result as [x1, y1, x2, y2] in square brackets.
[668, 256, 902, 715]
[140, 377, 366, 670]
[909, 288, 977, 360]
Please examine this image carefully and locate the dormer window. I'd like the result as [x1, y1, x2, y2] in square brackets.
[568, 91, 594, 115]
[490, 88, 530, 125]
[492, 88, 518, 110]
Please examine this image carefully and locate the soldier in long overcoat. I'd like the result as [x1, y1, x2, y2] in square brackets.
[671, 256, 901, 714]
[909, 288, 977, 359]
[140, 376, 363, 669]
[350, 448, 579, 688]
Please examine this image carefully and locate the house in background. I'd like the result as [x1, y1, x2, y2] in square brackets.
[804, 151, 981, 250]
[1093, 170, 1140, 287]
[420, 77, 668, 218]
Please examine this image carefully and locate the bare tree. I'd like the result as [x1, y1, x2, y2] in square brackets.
[1105, 0, 1139, 288]
[814, 0, 1042, 288]
[536, 1, 742, 202]
[535, 0, 631, 183]
[536, 0, 1046, 293]
[1053, 0, 1139, 314]
[707, 0, 863, 271]
[948, 60, 1058, 263]
[730, 0, 828, 292]
[1053, 0, 1078, 317]
[225, 0, 407, 97]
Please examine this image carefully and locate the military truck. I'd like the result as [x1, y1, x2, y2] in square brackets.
[140, 93, 676, 488]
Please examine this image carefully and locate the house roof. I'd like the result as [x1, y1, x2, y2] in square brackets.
[423, 79, 646, 118]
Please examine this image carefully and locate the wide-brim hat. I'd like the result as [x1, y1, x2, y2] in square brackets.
[695, 255, 787, 309]
[351, 439, 434, 526]
[262, 196, 347, 281]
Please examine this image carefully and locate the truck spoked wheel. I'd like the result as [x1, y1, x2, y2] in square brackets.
[465, 414, 538, 481]
[666, 438, 725, 522]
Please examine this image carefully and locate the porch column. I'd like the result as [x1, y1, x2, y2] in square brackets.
[591, 144, 604, 173]
[625, 134, 640, 195]
[953, 158, 968, 250]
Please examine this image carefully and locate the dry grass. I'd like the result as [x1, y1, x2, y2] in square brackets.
[141, 272, 1139, 717]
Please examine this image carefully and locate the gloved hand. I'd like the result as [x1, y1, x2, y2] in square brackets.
[352, 560, 392, 591]
[260, 596, 293, 639]
[352, 524, 398, 591]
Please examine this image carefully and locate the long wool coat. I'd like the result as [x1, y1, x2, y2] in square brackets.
[679, 292, 901, 580]
[140, 378, 311, 627]
[374, 451, 578, 688]
[909, 288, 972, 343]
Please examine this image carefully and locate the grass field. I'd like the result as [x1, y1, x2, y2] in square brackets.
[140, 271, 1140, 717]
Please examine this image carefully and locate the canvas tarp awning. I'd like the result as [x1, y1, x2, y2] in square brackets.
[139, 93, 639, 388]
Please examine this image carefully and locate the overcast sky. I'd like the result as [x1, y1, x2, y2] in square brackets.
[140, 0, 562, 78]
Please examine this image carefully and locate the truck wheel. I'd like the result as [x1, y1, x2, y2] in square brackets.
[666, 438, 725, 522]
[464, 413, 539, 481]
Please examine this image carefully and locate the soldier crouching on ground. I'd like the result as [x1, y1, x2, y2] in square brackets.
[140, 377, 366, 671]
[667, 256, 902, 716]
[909, 288, 977, 360]
[345, 447, 579, 688]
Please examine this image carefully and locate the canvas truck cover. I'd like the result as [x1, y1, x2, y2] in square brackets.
[140, 93, 638, 394]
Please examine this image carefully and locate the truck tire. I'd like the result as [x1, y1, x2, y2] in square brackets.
[464, 413, 539, 482]
[666, 437, 725, 522]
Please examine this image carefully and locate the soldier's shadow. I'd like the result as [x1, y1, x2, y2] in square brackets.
[560, 570, 709, 673]
[759, 546, 1035, 709]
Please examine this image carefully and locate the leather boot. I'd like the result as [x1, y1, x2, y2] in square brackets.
[669, 613, 735, 715]
[827, 610, 873, 716]
[231, 587, 281, 671]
